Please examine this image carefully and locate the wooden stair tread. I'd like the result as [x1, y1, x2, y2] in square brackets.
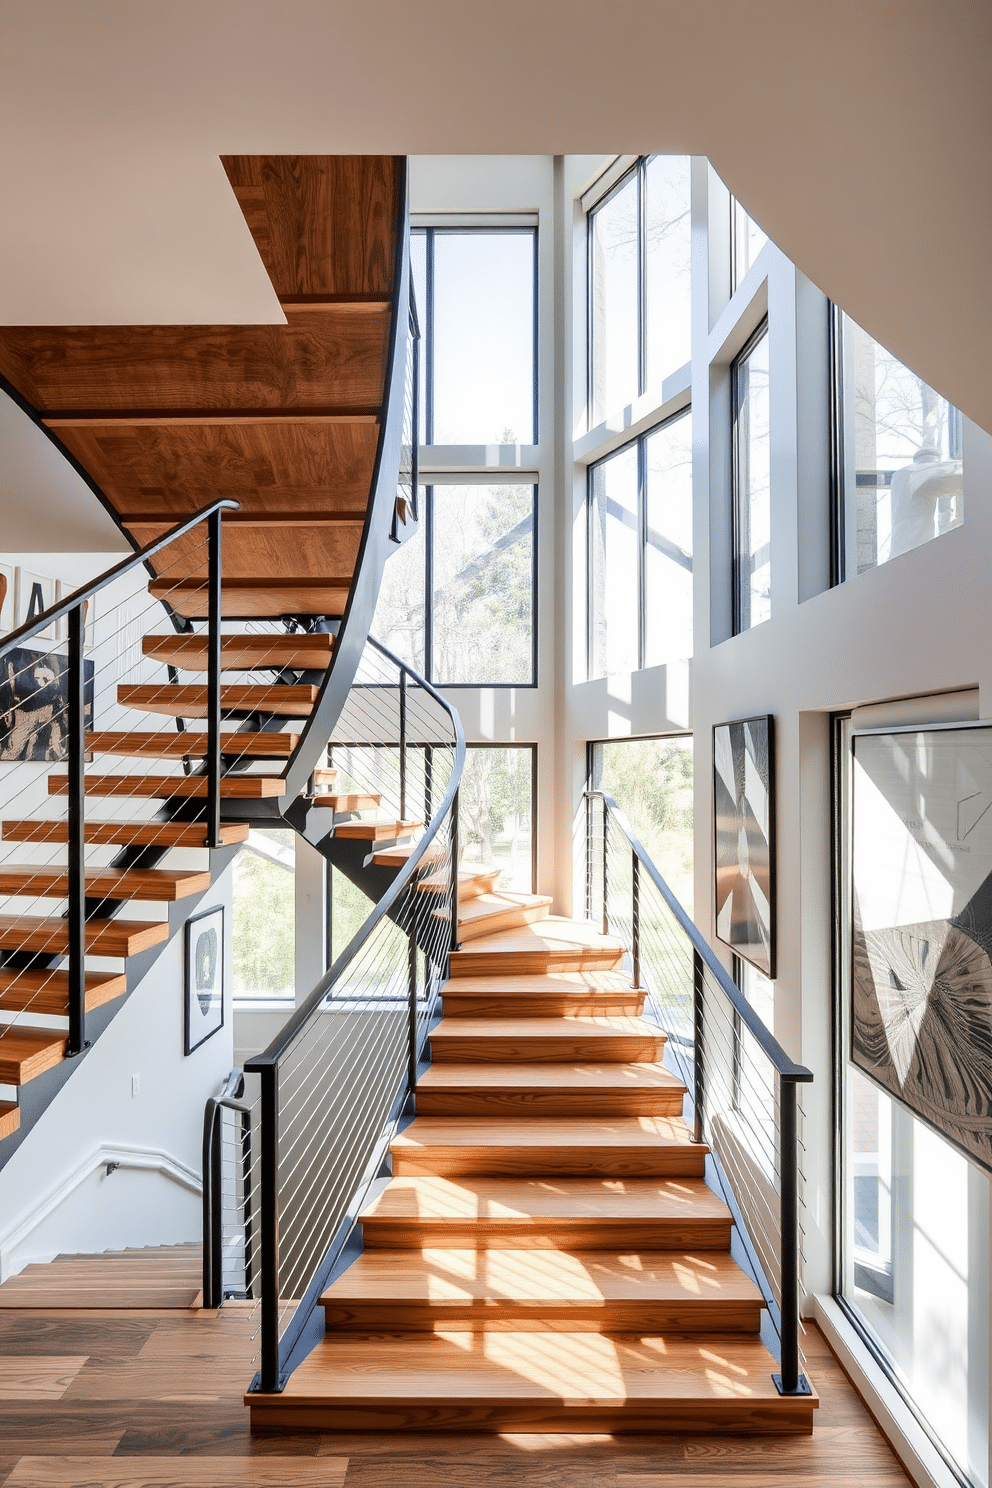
[149, 577, 351, 619]
[456, 892, 552, 923]
[393, 1115, 698, 1151]
[373, 841, 440, 867]
[142, 632, 334, 669]
[0, 1026, 68, 1084]
[362, 1175, 728, 1226]
[0, 968, 126, 1015]
[448, 916, 625, 973]
[333, 819, 423, 841]
[428, 1015, 667, 1065]
[419, 1061, 684, 1091]
[117, 683, 319, 718]
[440, 970, 645, 1018]
[0, 865, 211, 900]
[310, 792, 382, 811]
[48, 773, 285, 799]
[418, 866, 503, 897]
[0, 915, 169, 957]
[443, 970, 642, 996]
[432, 1016, 664, 1040]
[86, 731, 299, 758]
[2, 820, 249, 848]
[0, 1101, 20, 1139]
[416, 1062, 685, 1117]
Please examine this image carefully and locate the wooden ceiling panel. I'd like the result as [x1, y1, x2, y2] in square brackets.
[222, 156, 400, 300]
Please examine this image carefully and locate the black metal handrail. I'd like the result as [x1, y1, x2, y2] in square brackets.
[202, 1068, 253, 1308]
[0, 497, 238, 1057]
[586, 789, 813, 1398]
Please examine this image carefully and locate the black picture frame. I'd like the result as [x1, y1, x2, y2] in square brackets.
[713, 714, 776, 977]
[184, 904, 225, 1055]
[0, 646, 95, 762]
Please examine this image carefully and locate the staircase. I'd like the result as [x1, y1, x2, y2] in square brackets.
[246, 892, 817, 1434]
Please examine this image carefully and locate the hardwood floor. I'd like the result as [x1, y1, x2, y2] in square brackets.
[0, 1301, 914, 1485]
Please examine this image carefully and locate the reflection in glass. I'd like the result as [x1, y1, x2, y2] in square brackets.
[733, 326, 771, 631]
[839, 314, 963, 576]
[590, 735, 693, 912]
[732, 199, 768, 289]
[644, 410, 693, 666]
[644, 155, 692, 390]
[589, 444, 639, 678]
[458, 746, 534, 893]
[589, 173, 639, 424]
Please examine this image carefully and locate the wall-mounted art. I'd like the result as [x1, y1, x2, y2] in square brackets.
[185, 905, 225, 1055]
[15, 570, 57, 642]
[713, 714, 775, 977]
[0, 647, 95, 762]
[852, 725, 992, 1175]
[0, 565, 16, 636]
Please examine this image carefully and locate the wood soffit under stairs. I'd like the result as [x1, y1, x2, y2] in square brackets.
[249, 890, 817, 1435]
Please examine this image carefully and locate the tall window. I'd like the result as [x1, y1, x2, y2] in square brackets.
[412, 228, 537, 445]
[459, 745, 536, 893]
[732, 322, 771, 632]
[588, 409, 692, 680]
[588, 735, 693, 911]
[373, 482, 536, 687]
[232, 829, 296, 999]
[588, 156, 691, 425]
[731, 198, 768, 290]
[832, 310, 963, 579]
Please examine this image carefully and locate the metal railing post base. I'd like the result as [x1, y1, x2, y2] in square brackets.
[772, 1373, 813, 1397]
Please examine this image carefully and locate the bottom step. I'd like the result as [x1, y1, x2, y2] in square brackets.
[247, 1331, 816, 1433]
[0, 1102, 20, 1140]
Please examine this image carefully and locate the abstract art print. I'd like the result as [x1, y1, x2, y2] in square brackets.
[184, 905, 225, 1055]
[852, 726, 992, 1174]
[714, 715, 775, 976]
[0, 647, 95, 762]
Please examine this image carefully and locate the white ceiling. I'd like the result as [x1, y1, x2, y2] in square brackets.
[0, 0, 989, 434]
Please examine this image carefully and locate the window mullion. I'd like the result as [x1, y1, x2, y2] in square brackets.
[638, 433, 647, 670]
[425, 230, 435, 446]
[424, 485, 434, 683]
[637, 158, 647, 400]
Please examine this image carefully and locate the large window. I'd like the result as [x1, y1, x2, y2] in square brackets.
[373, 482, 536, 687]
[732, 321, 771, 632]
[588, 409, 692, 679]
[232, 829, 296, 999]
[832, 310, 963, 579]
[588, 735, 693, 912]
[588, 156, 691, 426]
[459, 745, 536, 893]
[412, 227, 537, 445]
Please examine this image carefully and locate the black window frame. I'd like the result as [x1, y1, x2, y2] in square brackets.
[731, 317, 771, 636]
[413, 225, 539, 448]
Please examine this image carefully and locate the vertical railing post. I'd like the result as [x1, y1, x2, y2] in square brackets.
[449, 788, 460, 955]
[424, 743, 433, 826]
[774, 1076, 809, 1396]
[241, 1108, 254, 1301]
[207, 1109, 224, 1306]
[258, 1063, 281, 1393]
[692, 948, 705, 1144]
[66, 603, 87, 1057]
[407, 914, 419, 1094]
[399, 668, 408, 822]
[601, 796, 609, 936]
[631, 850, 641, 990]
[206, 507, 223, 849]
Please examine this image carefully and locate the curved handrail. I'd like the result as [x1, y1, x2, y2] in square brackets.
[246, 634, 465, 1072]
[0, 497, 240, 664]
[586, 790, 812, 1083]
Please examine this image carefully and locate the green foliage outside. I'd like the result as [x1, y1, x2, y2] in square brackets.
[594, 736, 694, 913]
[232, 839, 295, 999]
[458, 746, 533, 892]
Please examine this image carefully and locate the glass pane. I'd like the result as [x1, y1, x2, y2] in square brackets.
[329, 864, 375, 964]
[589, 444, 639, 678]
[734, 328, 771, 630]
[644, 156, 691, 389]
[732, 199, 768, 289]
[591, 736, 693, 913]
[410, 231, 428, 444]
[644, 410, 693, 665]
[431, 232, 535, 445]
[431, 484, 534, 685]
[841, 314, 963, 575]
[371, 519, 426, 673]
[458, 746, 534, 893]
[589, 173, 639, 424]
[233, 828, 296, 999]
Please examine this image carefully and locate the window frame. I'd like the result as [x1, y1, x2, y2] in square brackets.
[731, 316, 771, 636]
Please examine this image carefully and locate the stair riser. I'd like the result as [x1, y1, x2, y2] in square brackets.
[454, 905, 552, 942]
[429, 1037, 668, 1063]
[361, 1220, 732, 1251]
[440, 994, 645, 1017]
[247, 1399, 813, 1435]
[448, 951, 624, 977]
[320, 1301, 763, 1334]
[414, 1090, 685, 1118]
[390, 1148, 707, 1179]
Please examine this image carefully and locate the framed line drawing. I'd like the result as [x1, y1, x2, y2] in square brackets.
[184, 904, 225, 1055]
[713, 714, 776, 977]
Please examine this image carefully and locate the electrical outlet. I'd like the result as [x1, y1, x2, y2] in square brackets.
[131, 1073, 141, 1098]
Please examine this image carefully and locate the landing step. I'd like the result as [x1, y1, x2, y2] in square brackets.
[0, 1027, 67, 1085]
[142, 632, 334, 670]
[0, 915, 168, 958]
[86, 731, 300, 759]
[309, 792, 382, 811]
[429, 1015, 667, 1064]
[248, 1332, 815, 1434]
[441, 971, 644, 1018]
[48, 773, 285, 800]
[361, 1175, 732, 1251]
[417, 866, 502, 899]
[0, 1102, 21, 1139]
[0, 865, 211, 901]
[333, 819, 423, 842]
[0, 969, 126, 1016]
[320, 1249, 762, 1333]
[416, 1061, 686, 1117]
[448, 892, 553, 942]
[448, 916, 624, 977]
[373, 841, 443, 868]
[117, 683, 319, 718]
[149, 577, 351, 619]
[390, 1115, 706, 1178]
[2, 820, 249, 848]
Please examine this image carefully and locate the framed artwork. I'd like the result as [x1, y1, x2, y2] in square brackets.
[0, 647, 95, 762]
[16, 570, 57, 642]
[852, 724, 992, 1175]
[185, 905, 225, 1055]
[0, 564, 16, 636]
[713, 714, 776, 977]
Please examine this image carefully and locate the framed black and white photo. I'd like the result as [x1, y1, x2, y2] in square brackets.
[0, 647, 95, 762]
[184, 905, 225, 1055]
[713, 714, 776, 977]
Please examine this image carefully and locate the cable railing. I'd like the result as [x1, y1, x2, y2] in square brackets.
[586, 790, 813, 1398]
[217, 636, 463, 1393]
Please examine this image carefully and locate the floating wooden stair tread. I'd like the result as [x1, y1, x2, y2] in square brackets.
[416, 1061, 686, 1117]
[48, 772, 285, 799]
[0, 968, 126, 1016]
[447, 916, 625, 976]
[117, 683, 319, 718]
[0, 915, 168, 958]
[447, 892, 553, 942]
[373, 840, 442, 868]
[249, 1331, 814, 1434]
[0, 1027, 67, 1085]
[86, 730, 299, 759]
[417, 866, 503, 898]
[390, 1115, 706, 1178]
[320, 1248, 763, 1334]
[0, 864, 211, 901]
[0, 1102, 19, 1140]
[148, 577, 351, 619]
[429, 1015, 667, 1063]
[333, 818, 423, 841]
[2, 819, 249, 848]
[311, 767, 338, 787]
[141, 632, 334, 670]
[310, 792, 382, 812]
[440, 970, 645, 1018]
[360, 1175, 733, 1251]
